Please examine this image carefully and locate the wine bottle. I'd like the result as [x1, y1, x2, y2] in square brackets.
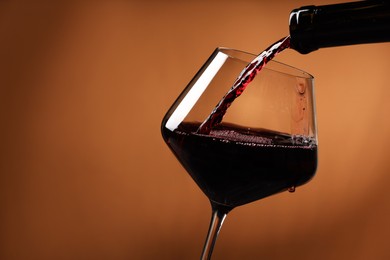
[289, 0, 390, 54]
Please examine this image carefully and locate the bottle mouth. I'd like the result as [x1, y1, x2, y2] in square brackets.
[289, 6, 318, 54]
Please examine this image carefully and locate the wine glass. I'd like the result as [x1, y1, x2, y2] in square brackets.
[161, 47, 317, 259]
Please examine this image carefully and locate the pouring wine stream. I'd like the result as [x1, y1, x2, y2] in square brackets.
[197, 36, 291, 135]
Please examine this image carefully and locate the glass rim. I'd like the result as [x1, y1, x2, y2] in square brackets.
[217, 47, 314, 79]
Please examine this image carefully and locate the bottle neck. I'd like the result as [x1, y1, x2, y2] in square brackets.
[289, 1, 390, 54]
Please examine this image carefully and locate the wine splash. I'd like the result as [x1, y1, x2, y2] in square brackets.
[197, 36, 291, 134]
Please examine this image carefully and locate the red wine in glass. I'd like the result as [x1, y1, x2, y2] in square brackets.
[161, 37, 317, 259]
[163, 122, 317, 208]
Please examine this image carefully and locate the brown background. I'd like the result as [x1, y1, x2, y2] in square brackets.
[1, 1, 390, 259]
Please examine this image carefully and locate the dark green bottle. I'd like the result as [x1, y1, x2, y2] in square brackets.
[289, 0, 390, 54]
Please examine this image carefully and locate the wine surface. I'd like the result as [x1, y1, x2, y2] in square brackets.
[163, 122, 317, 208]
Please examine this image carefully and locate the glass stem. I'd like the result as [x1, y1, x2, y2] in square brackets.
[200, 202, 232, 260]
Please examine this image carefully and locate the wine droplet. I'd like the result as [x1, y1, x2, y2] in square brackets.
[288, 186, 296, 193]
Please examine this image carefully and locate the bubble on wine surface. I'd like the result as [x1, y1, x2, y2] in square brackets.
[209, 129, 273, 145]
